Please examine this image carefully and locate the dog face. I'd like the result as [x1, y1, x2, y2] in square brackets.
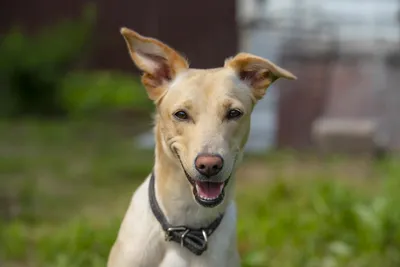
[121, 28, 296, 208]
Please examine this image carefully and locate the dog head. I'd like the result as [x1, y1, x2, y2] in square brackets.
[121, 28, 296, 208]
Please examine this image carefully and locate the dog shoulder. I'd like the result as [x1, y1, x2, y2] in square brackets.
[118, 175, 154, 238]
[108, 175, 165, 266]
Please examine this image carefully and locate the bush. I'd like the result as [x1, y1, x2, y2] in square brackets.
[0, 4, 96, 117]
[61, 71, 151, 116]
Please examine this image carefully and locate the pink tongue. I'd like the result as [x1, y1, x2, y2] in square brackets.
[195, 182, 224, 199]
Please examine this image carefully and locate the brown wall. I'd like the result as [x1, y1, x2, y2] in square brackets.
[0, 0, 238, 72]
[277, 51, 338, 150]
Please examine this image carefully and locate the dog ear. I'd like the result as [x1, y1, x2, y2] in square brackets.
[225, 53, 296, 100]
[120, 27, 189, 101]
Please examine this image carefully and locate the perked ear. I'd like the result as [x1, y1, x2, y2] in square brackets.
[225, 53, 297, 100]
[120, 27, 189, 101]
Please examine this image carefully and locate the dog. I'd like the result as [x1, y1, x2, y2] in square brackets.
[107, 27, 296, 267]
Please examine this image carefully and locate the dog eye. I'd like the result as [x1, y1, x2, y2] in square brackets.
[226, 109, 243, 120]
[174, 110, 189, 121]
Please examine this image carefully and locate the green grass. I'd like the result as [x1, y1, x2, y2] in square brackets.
[1, 120, 400, 267]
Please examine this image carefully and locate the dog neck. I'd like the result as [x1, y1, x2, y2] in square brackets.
[152, 124, 234, 228]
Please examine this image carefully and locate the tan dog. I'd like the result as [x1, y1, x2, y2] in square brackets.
[108, 27, 296, 267]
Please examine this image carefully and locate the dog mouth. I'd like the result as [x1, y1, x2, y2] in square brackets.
[195, 181, 224, 200]
[189, 176, 229, 208]
[174, 149, 230, 208]
[179, 160, 229, 208]
[192, 179, 228, 208]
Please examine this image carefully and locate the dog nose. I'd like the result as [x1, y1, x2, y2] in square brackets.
[195, 154, 224, 177]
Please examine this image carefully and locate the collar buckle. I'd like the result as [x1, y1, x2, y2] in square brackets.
[165, 226, 187, 241]
[180, 229, 190, 247]
[201, 229, 208, 244]
[165, 227, 208, 249]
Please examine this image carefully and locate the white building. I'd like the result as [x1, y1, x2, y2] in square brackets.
[237, 0, 400, 152]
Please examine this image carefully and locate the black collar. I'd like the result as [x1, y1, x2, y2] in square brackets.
[148, 172, 224, 256]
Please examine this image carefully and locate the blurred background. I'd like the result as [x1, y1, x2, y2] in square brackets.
[1, 0, 400, 266]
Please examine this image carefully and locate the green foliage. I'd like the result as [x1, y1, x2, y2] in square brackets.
[35, 219, 118, 267]
[0, 2, 152, 118]
[61, 71, 151, 116]
[0, 4, 96, 117]
[237, 173, 400, 267]
[1, 121, 400, 267]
